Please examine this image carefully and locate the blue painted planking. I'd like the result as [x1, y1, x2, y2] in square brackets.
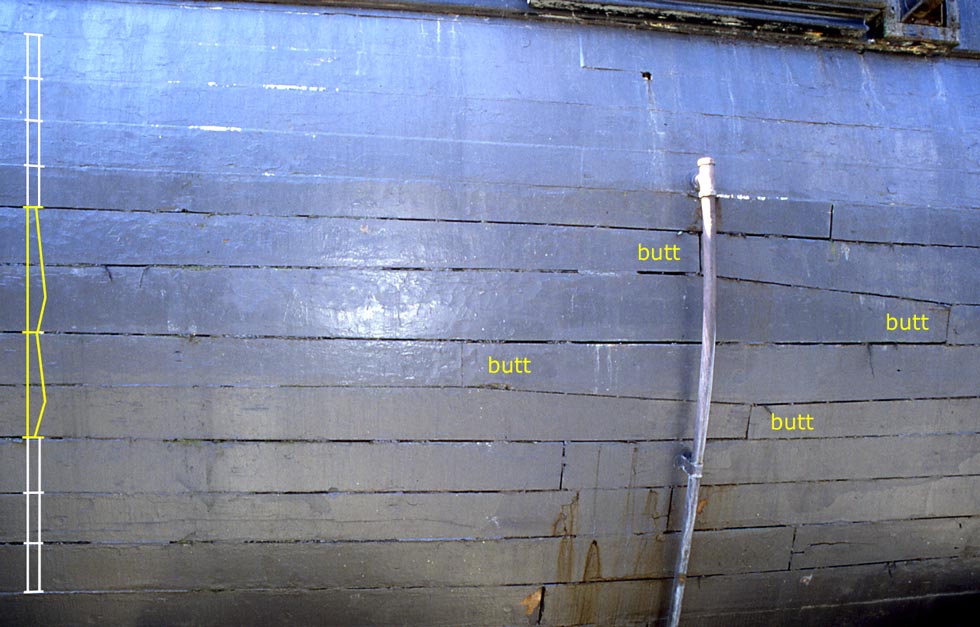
[0, 0, 978, 622]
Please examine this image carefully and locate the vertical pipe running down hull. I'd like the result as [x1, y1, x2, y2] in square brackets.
[666, 157, 717, 626]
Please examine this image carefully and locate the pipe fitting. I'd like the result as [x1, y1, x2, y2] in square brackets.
[696, 157, 716, 198]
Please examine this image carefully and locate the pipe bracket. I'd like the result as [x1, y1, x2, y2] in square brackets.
[675, 451, 703, 479]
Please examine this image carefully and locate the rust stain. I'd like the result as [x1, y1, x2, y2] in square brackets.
[554, 492, 579, 584]
[641, 489, 660, 530]
[568, 540, 601, 624]
[630, 534, 664, 577]
[583, 539, 602, 581]
[551, 492, 579, 537]
[520, 587, 543, 618]
[696, 497, 709, 515]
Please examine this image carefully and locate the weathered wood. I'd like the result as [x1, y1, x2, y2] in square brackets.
[950, 305, 980, 344]
[564, 436, 980, 489]
[1, 0, 978, 621]
[718, 234, 980, 305]
[791, 517, 980, 568]
[0, 440, 561, 493]
[0, 528, 787, 591]
[0, 386, 750, 441]
[1, 268, 706, 341]
[748, 398, 980, 439]
[717, 279, 948, 343]
[0, 488, 669, 543]
[0, 168, 706, 230]
[1, 264, 951, 343]
[2, 335, 975, 398]
[0, 208, 700, 272]
[543, 557, 980, 624]
[833, 204, 980, 247]
[683, 592, 980, 627]
[0, 334, 462, 387]
[461, 343, 980, 402]
[669, 476, 980, 530]
[683, 556, 980, 613]
[0, 586, 543, 627]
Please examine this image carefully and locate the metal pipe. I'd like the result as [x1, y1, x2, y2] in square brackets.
[666, 156, 718, 627]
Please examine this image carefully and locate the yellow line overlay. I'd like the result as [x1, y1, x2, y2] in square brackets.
[23, 205, 45, 440]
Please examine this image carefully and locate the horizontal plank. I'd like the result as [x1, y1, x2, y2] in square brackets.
[716, 279, 948, 343]
[3, 268, 707, 342]
[2, 575, 974, 627]
[12, 121, 588, 187]
[0, 208, 700, 273]
[0, 335, 461, 387]
[0, 488, 669, 543]
[0, 7, 629, 107]
[714, 197, 829, 239]
[2, 336, 978, 399]
[0, 440, 561, 493]
[581, 26, 980, 128]
[7, 119, 972, 218]
[718, 234, 980, 305]
[564, 435, 980, 488]
[950, 305, 980, 344]
[541, 557, 980, 624]
[0, 528, 788, 591]
[0, 585, 542, 627]
[0, 386, 751, 441]
[0, 179, 831, 241]
[0, 79, 662, 152]
[747, 398, 980, 438]
[4, 265, 949, 342]
[460, 343, 980, 402]
[703, 435, 980, 484]
[683, 557, 980, 614]
[669, 476, 980, 530]
[686, 593, 980, 627]
[791, 517, 980, 569]
[0, 167, 706, 230]
[4, 80, 972, 210]
[833, 204, 980, 247]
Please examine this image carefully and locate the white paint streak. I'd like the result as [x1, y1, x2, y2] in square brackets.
[189, 125, 242, 132]
[262, 83, 328, 92]
[717, 193, 792, 202]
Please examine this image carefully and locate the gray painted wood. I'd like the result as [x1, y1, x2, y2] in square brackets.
[0, 527, 788, 590]
[669, 476, 980, 530]
[461, 343, 980, 402]
[1, 0, 978, 621]
[564, 435, 980, 488]
[0, 488, 669, 543]
[0, 208, 700, 272]
[0, 440, 562, 492]
[792, 517, 980, 568]
[0, 586, 543, 627]
[3, 335, 976, 399]
[950, 305, 980, 344]
[686, 593, 980, 627]
[833, 204, 980, 247]
[747, 398, 980, 438]
[4, 267, 950, 342]
[0, 334, 462, 386]
[718, 234, 980, 305]
[683, 557, 980, 613]
[0, 386, 751, 441]
[542, 557, 980, 624]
